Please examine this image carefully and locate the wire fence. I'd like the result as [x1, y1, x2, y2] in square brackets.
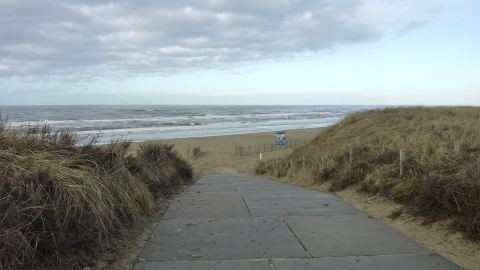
[186, 147, 202, 159]
[233, 138, 306, 157]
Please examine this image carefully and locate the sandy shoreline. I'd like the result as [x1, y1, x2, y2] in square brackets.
[132, 127, 323, 176]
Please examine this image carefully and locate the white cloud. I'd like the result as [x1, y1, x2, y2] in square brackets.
[0, 0, 445, 79]
[0, 64, 9, 72]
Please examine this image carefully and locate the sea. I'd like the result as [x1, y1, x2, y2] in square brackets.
[0, 105, 376, 144]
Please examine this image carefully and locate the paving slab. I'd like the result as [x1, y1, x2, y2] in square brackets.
[193, 178, 234, 185]
[163, 195, 250, 219]
[186, 176, 236, 192]
[233, 186, 311, 194]
[198, 175, 237, 183]
[230, 180, 302, 188]
[186, 183, 237, 193]
[134, 259, 272, 270]
[229, 177, 303, 189]
[284, 215, 429, 257]
[272, 254, 463, 270]
[182, 180, 238, 195]
[233, 185, 317, 194]
[239, 189, 328, 197]
[135, 175, 462, 270]
[182, 190, 239, 196]
[139, 217, 309, 261]
[243, 194, 361, 217]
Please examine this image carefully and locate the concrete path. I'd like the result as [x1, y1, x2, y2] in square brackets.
[134, 176, 463, 270]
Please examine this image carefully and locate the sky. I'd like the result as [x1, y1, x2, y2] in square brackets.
[0, 0, 479, 105]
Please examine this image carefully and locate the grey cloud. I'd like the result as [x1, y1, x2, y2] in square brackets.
[0, 0, 436, 79]
[397, 20, 430, 34]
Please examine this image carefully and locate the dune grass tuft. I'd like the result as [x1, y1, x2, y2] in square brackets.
[256, 107, 480, 240]
[0, 120, 193, 269]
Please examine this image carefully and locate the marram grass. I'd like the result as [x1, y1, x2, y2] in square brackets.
[256, 107, 480, 240]
[0, 121, 192, 269]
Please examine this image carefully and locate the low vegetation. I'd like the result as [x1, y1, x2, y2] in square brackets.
[0, 120, 193, 269]
[256, 107, 480, 240]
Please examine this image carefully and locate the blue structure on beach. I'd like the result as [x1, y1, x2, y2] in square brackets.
[274, 131, 288, 148]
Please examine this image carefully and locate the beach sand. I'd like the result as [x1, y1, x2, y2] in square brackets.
[132, 128, 323, 176]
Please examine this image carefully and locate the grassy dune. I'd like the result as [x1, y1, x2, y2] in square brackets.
[256, 107, 480, 240]
[0, 122, 193, 269]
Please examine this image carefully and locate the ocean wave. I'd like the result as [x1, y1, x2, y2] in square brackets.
[7, 111, 344, 128]
[1, 105, 375, 142]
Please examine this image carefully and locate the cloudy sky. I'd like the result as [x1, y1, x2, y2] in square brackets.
[0, 0, 479, 105]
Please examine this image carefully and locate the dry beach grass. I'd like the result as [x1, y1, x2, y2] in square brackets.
[256, 107, 480, 240]
[0, 121, 193, 269]
[136, 119, 480, 270]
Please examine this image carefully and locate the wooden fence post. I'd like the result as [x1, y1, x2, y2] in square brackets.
[399, 149, 405, 177]
[477, 156, 480, 174]
[349, 148, 353, 165]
